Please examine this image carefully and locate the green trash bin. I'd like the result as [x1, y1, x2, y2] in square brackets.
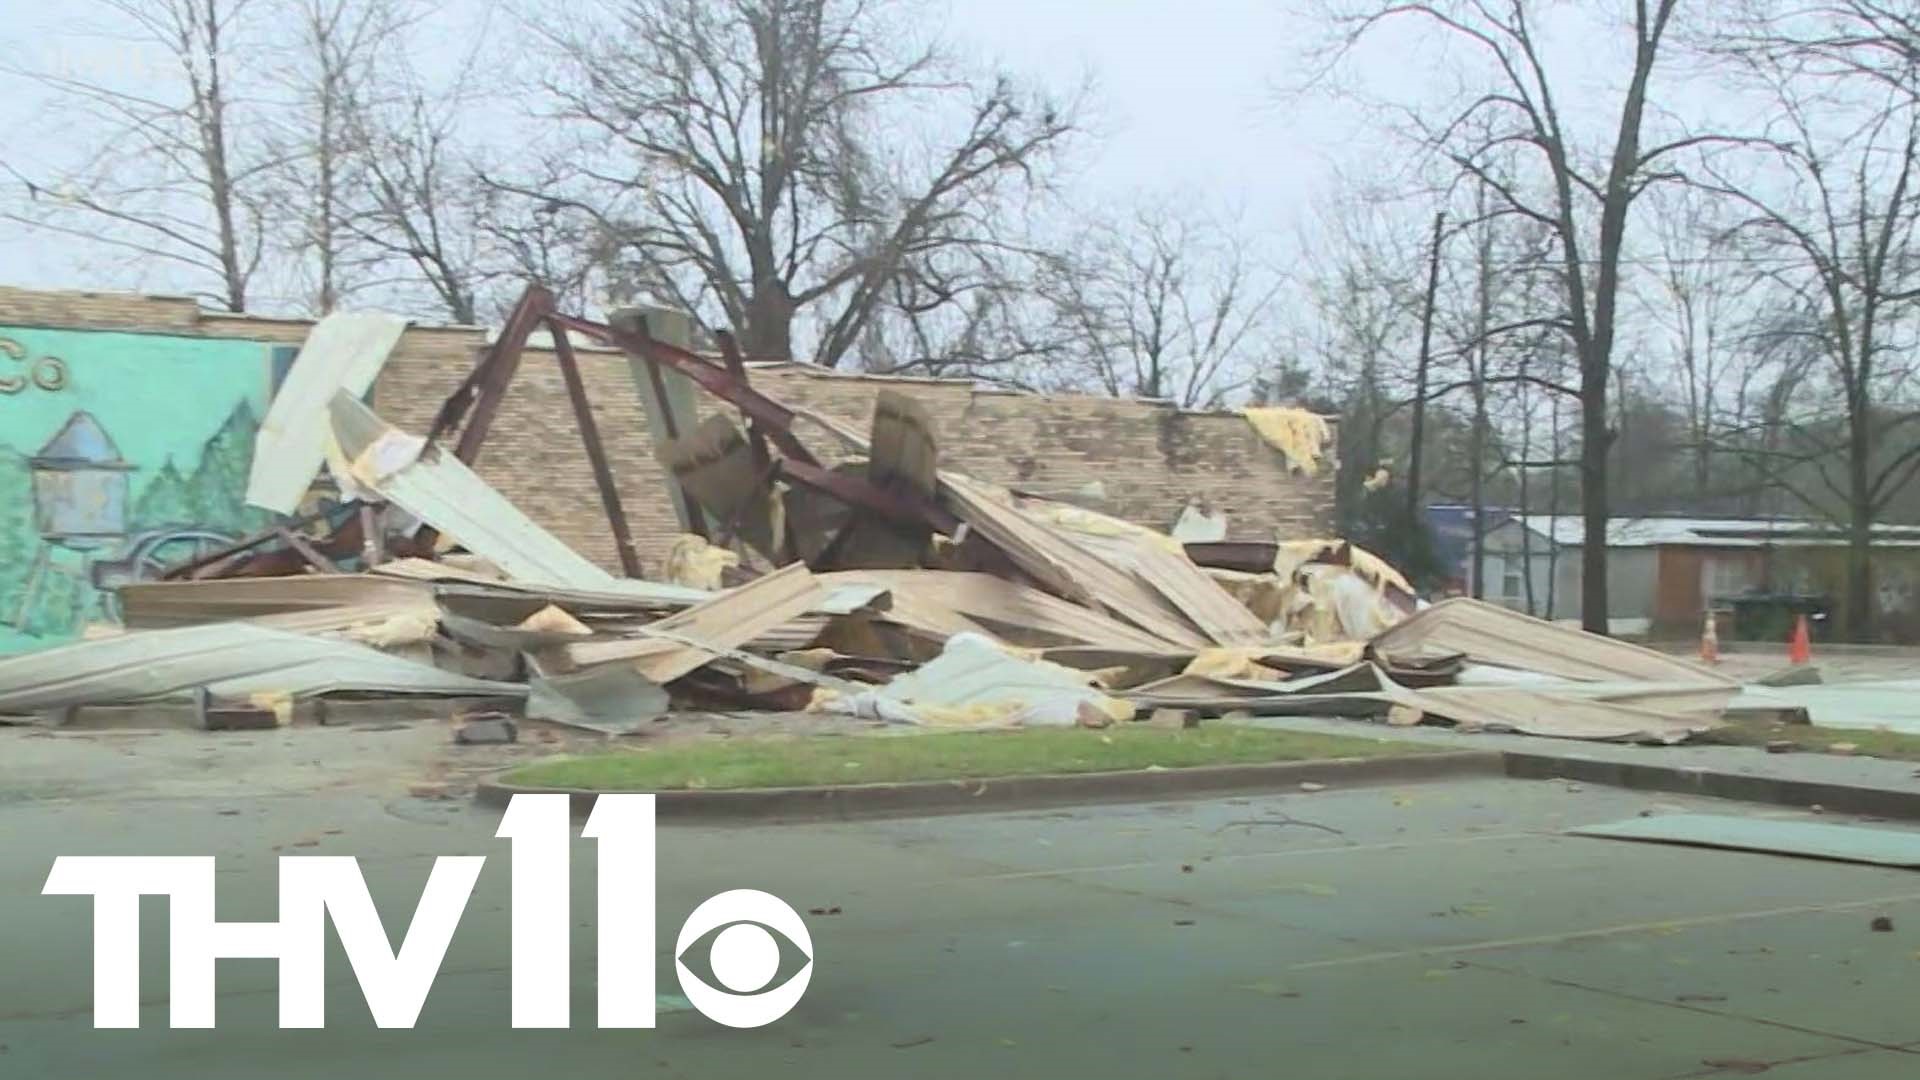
[1729, 593, 1831, 642]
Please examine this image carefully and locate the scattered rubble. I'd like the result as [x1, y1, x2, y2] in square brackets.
[0, 285, 1775, 750]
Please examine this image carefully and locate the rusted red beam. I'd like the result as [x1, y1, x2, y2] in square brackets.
[553, 309, 951, 536]
[436, 284, 554, 465]
[163, 504, 342, 580]
[715, 329, 772, 473]
[549, 312, 822, 468]
[548, 318, 645, 577]
[778, 459, 959, 534]
[277, 526, 341, 573]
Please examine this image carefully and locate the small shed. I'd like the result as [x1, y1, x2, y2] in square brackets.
[1480, 515, 1920, 638]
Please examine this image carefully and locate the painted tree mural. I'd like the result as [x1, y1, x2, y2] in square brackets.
[0, 327, 280, 650]
[131, 459, 196, 528]
[0, 450, 36, 631]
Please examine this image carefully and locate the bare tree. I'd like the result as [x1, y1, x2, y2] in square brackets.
[335, 13, 504, 324]
[1716, 1, 1920, 98]
[1404, 209, 1446, 522]
[272, 0, 406, 313]
[1695, 24, 1920, 638]
[1034, 202, 1283, 408]
[1639, 183, 1750, 502]
[3, 0, 277, 311]
[1420, 179, 1566, 599]
[850, 243, 1076, 383]
[1315, 0, 1703, 633]
[504, 0, 1077, 365]
[1287, 185, 1444, 577]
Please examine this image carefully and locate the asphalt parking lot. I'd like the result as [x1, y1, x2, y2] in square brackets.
[3, 724, 1919, 1079]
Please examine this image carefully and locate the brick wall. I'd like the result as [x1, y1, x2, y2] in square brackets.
[1, 286, 1336, 576]
[0, 286, 205, 331]
[371, 350, 1338, 575]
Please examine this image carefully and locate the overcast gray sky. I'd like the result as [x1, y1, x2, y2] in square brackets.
[0, 0, 1770, 328]
[0, 0, 1362, 301]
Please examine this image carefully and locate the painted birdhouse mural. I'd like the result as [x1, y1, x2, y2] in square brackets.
[29, 410, 133, 550]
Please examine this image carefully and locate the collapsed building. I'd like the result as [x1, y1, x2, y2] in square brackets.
[0, 284, 1331, 648]
[5, 282, 1830, 746]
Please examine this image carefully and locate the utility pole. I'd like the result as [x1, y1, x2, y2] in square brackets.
[1405, 211, 1447, 524]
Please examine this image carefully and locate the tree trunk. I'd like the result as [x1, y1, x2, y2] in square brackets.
[1546, 394, 1562, 618]
[317, 86, 337, 313]
[197, 0, 245, 313]
[1405, 212, 1445, 522]
[1846, 418, 1874, 640]
[1468, 215, 1491, 602]
[743, 282, 795, 361]
[1579, 356, 1611, 633]
[1518, 360, 1536, 616]
[1469, 407, 1486, 600]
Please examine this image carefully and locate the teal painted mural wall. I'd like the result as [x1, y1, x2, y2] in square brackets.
[0, 326, 278, 652]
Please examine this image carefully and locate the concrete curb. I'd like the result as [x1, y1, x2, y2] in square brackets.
[473, 744, 1920, 824]
[474, 750, 1504, 822]
[1504, 752, 1920, 820]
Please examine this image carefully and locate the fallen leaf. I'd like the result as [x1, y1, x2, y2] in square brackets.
[890, 1035, 934, 1050]
[1871, 915, 1895, 932]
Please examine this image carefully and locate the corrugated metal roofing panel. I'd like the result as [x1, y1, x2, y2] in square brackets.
[0, 624, 523, 713]
[1371, 597, 1738, 686]
[247, 311, 409, 514]
[330, 392, 617, 589]
[1571, 814, 1920, 867]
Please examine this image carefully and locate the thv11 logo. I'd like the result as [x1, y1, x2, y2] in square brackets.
[41, 794, 812, 1029]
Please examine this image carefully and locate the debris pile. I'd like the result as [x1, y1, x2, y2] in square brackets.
[0, 286, 1744, 744]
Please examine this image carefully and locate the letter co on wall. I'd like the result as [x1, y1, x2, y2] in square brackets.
[40, 794, 813, 1030]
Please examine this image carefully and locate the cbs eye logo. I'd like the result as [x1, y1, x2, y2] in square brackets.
[674, 890, 815, 1027]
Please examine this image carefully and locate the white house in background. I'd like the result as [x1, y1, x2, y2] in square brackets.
[1476, 515, 1920, 638]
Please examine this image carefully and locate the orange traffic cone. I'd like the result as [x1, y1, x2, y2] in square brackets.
[1788, 614, 1812, 665]
[1699, 611, 1720, 664]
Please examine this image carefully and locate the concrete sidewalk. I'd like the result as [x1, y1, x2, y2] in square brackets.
[1241, 714, 1920, 818]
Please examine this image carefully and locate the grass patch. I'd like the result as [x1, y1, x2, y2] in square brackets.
[501, 726, 1444, 792]
[1704, 716, 1920, 761]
